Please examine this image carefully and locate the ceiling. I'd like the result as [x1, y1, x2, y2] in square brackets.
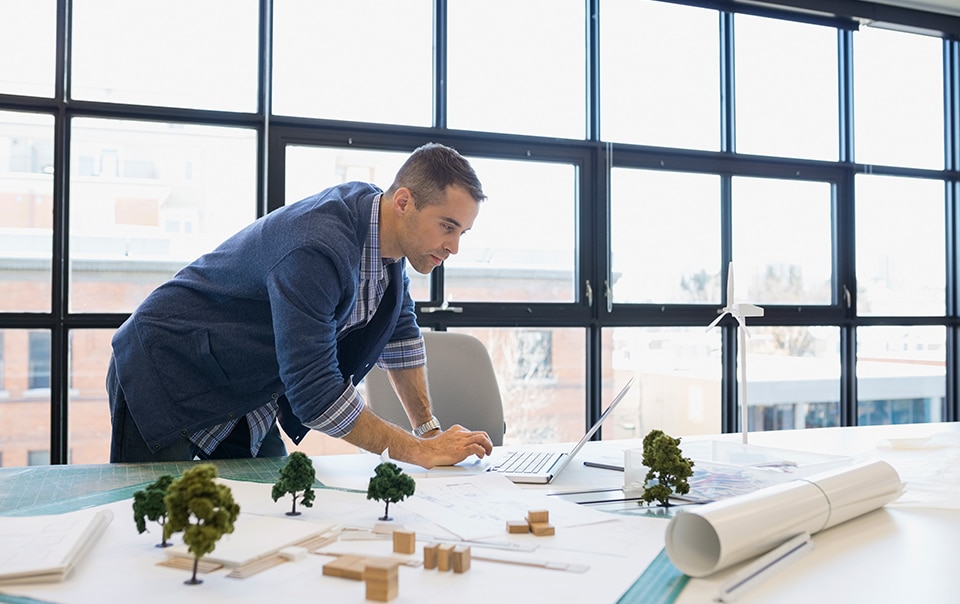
[872, 0, 960, 17]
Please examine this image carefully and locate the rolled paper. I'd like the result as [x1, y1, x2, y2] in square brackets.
[664, 460, 903, 577]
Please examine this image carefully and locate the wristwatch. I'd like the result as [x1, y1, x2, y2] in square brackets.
[414, 415, 442, 437]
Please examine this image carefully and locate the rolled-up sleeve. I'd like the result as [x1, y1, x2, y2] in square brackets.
[303, 335, 425, 437]
[376, 335, 426, 371]
[303, 382, 365, 438]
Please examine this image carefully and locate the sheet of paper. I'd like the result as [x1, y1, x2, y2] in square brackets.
[398, 472, 615, 541]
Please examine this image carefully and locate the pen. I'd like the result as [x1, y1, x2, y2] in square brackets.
[715, 532, 813, 602]
[582, 460, 624, 471]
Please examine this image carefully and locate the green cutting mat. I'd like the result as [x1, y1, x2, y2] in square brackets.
[617, 548, 689, 604]
[0, 457, 333, 517]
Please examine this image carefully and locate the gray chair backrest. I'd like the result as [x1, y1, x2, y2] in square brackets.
[363, 331, 505, 446]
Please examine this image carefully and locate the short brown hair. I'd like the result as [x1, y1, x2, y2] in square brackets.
[386, 143, 486, 209]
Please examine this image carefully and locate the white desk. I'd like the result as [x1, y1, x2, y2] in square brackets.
[1, 422, 957, 604]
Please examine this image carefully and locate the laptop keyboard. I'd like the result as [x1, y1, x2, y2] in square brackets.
[492, 450, 556, 474]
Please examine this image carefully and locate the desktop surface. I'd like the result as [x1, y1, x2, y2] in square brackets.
[0, 422, 957, 604]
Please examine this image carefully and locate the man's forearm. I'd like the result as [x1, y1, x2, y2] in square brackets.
[385, 366, 434, 429]
[341, 406, 425, 464]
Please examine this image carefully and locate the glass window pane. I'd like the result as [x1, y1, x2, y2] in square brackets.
[0, 328, 51, 468]
[71, 0, 259, 111]
[854, 27, 943, 169]
[68, 329, 113, 464]
[448, 0, 585, 139]
[604, 326, 723, 438]
[273, 0, 433, 126]
[69, 118, 258, 313]
[0, 0, 56, 97]
[444, 158, 577, 303]
[0, 111, 54, 312]
[856, 175, 944, 316]
[600, 0, 720, 150]
[453, 327, 586, 445]
[744, 326, 840, 432]
[287, 149, 576, 304]
[284, 145, 429, 300]
[857, 326, 944, 425]
[732, 177, 833, 305]
[611, 169, 721, 304]
[735, 15, 838, 161]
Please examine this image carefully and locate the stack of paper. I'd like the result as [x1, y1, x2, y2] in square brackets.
[0, 508, 114, 584]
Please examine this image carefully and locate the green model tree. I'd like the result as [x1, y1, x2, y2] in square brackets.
[640, 429, 695, 508]
[271, 451, 317, 516]
[163, 464, 240, 585]
[366, 461, 416, 521]
[132, 474, 175, 548]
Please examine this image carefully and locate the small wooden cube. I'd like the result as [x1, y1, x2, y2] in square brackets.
[527, 509, 550, 524]
[422, 543, 439, 569]
[392, 530, 416, 554]
[436, 543, 455, 571]
[323, 555, 367, 580]
[451, 546, 471, 573]
[530, 522, 555, 536]
[363, 559, 399, 581]
[363, 559, 399, 601]
[506, 520, 529, 534]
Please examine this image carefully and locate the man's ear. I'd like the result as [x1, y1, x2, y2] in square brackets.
[393, 187, 414, 212]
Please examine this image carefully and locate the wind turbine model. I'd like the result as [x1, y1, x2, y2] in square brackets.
[707, 262, 764, 444]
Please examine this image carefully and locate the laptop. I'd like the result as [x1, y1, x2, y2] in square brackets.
[487, 375, 636, 484]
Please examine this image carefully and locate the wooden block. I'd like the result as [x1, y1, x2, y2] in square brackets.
[365, 582, 398, 602]
[436, 543, 455, 571]
[452, 546, 471, 573]
[228, 555, 286, 579]
[506, 520, 529, 534]
[363, 559, 400, 580]
[423, 543, 439, 569]
[364, 559, 399, 602]
[530, 522, 555, 536]
[157, 557, 223, 574]
[527, 509, 550, 524]
[323, 555, 367, 580]
[392, 530, 416, 554]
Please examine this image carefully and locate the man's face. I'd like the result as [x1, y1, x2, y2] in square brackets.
[397, 185, 480, 275]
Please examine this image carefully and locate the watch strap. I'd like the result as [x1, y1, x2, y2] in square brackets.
[414, 415, 441, 437]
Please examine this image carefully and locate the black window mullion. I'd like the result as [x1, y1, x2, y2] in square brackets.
[719, 10, 736, 154]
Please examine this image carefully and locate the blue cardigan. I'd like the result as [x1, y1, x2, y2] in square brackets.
[111, 181, 420, 449]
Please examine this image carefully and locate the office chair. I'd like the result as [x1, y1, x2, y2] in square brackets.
[364, 331, 506, 446]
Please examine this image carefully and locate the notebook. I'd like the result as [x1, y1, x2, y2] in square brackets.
[487, 375, 636, 484]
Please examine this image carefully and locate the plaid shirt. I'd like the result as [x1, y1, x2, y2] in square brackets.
[191, 194, 425, 456]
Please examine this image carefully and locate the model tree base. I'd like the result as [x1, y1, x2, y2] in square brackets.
[184, 578, 203, 586]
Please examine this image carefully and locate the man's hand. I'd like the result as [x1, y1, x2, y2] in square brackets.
[416, 424, 493, 468]
[343, 407, 493, 469]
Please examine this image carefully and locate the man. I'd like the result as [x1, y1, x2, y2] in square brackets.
[107, 142, 494, 468]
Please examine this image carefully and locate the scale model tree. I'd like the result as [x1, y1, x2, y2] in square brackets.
[367, 461, 416, 521]
[163, 464, 240, 585]
[640, 429, 695, 508]
[133, 474, 175, 547]
[271, 451, 317, 516]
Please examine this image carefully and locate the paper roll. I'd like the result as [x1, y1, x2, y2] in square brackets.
[664, 460, 903, 577]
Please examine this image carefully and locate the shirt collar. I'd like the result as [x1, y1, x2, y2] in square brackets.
[360, 193, 394, 281]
